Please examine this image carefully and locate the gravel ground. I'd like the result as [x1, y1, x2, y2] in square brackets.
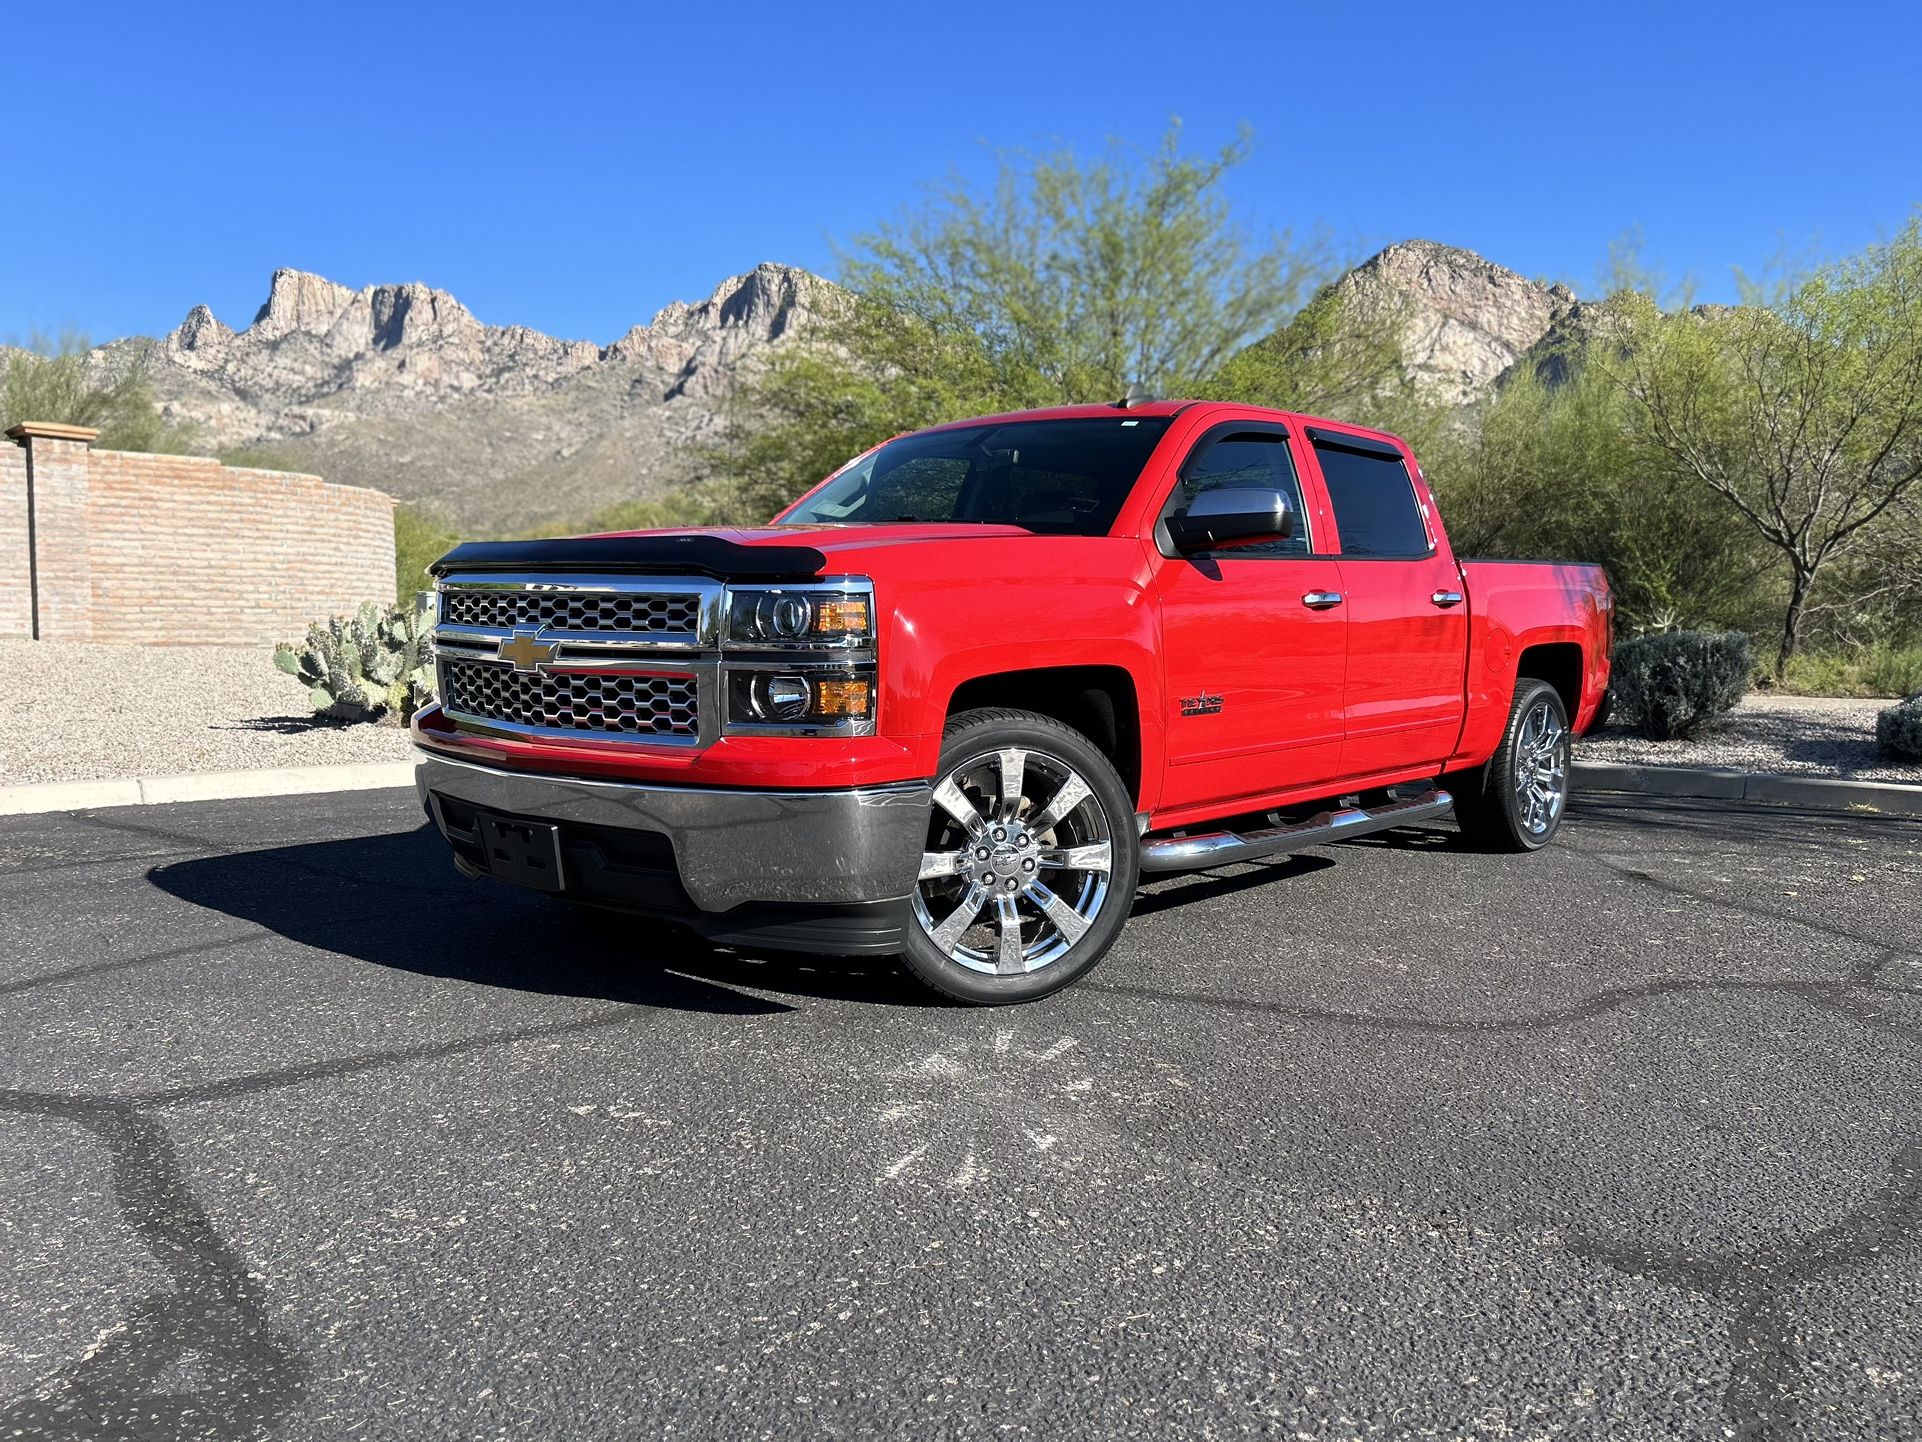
[1580, 692, 1920, 783]
[0, 640, 414, 785]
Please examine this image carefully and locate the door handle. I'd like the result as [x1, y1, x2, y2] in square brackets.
[1431, 590, 1464, 608]
[1302, 590, 1344, 610]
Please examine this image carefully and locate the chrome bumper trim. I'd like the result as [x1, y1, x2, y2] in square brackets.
[414, 752, 932, 912]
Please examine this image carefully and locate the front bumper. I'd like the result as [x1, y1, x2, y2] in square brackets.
[415, 753, 932, 955]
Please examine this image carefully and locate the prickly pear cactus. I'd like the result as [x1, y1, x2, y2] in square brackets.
[274, 595, 439, 724]
[375, 593, 438, 721]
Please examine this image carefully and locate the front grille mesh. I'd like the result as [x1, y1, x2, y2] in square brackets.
[441, 658, 698, 738]
[441, 589, 701, 634]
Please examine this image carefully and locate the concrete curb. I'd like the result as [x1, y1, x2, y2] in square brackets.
[0, 761, 417, 817]
[4, 756, 1915, 821]
[1575, 761, 1922, 817]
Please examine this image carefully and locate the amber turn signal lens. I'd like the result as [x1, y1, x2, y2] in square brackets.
[812, 597, 870, 636]
[812, 678, 872, 718]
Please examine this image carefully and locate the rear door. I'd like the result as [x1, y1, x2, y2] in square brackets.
[1305, 427, 1469, 777]
[1151, 421, 1348, 812]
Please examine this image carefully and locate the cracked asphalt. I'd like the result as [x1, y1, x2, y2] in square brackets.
[1, 788, 1919, 1441]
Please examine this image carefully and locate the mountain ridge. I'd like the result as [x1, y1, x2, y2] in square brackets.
[88, 242, 1579, 533]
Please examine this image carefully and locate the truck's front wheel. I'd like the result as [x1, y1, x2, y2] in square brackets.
[902, 708, 1140, 1005]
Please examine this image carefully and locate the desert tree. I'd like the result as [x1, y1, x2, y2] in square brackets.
[1421, 342, 1773, 635]
[707, 123, 1334, 521]
[1612, 219, 1922, 677]
[1, 332, 189, 453]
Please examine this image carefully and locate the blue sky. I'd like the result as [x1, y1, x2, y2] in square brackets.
[8, 0, 1919, 345]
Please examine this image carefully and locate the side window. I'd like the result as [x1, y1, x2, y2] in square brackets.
[1163, 430, 1309, 557]
[1312, 439, 1430, 558]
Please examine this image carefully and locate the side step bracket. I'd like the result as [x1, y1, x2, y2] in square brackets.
[1139, 788, 1454, 873]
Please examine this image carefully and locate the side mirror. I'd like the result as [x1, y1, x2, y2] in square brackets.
[1164, 487, 1295, 555]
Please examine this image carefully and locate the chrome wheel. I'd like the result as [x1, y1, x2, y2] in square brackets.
[912, 746, 1115, 976]
[1513, 699, 1568, 837]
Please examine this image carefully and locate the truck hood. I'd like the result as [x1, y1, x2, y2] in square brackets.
[621, 523, 1040, 556]
[429, 523, 1048, 581]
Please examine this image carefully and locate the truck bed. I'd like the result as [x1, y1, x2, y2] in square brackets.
[1456, 557, 1613, 762]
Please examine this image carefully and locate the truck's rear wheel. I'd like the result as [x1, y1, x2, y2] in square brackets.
[1448, 679, 1571, 852]
[902, 708, 1140, 1005]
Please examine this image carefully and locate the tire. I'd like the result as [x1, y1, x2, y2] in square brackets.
[1447, 679, 1572, 852]
[900, 708, 1141, 1005]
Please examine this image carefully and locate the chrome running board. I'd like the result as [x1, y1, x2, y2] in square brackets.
[1139, 788, 1454, 873]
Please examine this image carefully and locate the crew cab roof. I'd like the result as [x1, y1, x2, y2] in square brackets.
[915, 400, 1200, 430]
[913, 399, 1408, 452]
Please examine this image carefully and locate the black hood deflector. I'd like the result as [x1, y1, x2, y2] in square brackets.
[429, 535, 828, 581]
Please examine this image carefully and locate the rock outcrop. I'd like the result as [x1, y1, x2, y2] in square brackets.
[1323, 240, 1590, 404]
[100, 263, 837, 534]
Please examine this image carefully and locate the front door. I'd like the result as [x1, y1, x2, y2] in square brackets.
[1152, 423, 1348, 813]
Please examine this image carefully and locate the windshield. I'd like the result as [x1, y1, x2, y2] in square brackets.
[781, 416, 1173, 536]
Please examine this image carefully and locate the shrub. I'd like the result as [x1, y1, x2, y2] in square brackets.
[274, 599, 435, 724]
[1879, 692, 1922, 760]
[395, 503, 462, 601]
[1609, 630, 1753, 740]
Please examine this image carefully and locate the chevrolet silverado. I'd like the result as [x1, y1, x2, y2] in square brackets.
[413, 401, 1611, 1003]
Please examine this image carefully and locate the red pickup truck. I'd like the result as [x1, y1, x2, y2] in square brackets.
[413, 401, 1611, 1003]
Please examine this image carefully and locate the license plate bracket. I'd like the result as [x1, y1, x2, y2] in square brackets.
[475, 813, 565, 892]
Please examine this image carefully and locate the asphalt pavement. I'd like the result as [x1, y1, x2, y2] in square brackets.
[2, 786, 1919, 1441]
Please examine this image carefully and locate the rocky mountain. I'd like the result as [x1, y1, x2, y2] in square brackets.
[1319, 239, 1591, 405]
[97, 263, 837, 534]
[88, 240, 1582, 534]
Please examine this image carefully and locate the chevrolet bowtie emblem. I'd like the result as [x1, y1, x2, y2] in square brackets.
[497, 628, 560, 672]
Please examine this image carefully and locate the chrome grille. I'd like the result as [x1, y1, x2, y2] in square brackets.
[440, 658, 698, 738]
[441, 589, 700, 634]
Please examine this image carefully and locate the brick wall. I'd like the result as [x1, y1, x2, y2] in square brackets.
[0, 447, 27, 638]
[3, 424, 395, 644]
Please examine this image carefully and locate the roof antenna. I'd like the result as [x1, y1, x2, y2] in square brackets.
[1115, 381, 1150, 410]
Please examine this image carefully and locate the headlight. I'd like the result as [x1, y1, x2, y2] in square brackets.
[727, 669, 875, 728]
[720, 579, 876, 735]
[724, 584, 872, 648]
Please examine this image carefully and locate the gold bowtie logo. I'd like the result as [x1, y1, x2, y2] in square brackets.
[497, 628, 560, 672]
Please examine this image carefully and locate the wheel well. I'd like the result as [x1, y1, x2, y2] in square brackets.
[947, 667, 1141, 801]
[1517, 642, 1583, 720]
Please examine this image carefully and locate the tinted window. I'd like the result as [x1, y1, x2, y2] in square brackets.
[1162, 430, 1309, 557]
[784, 417, 1172, 536]
[1314, 441, 1429, 557]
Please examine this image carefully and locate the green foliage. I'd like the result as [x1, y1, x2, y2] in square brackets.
[1878, 693, 1922, 760]
[274, 599, 435, 724]
[1611, 218, 1922, 678]
[854, 122, 1327, 398]
[506, 494, 714, 540]
[393, 496, 714, 607]
[705, 122, 1336, 522]
[1780, 641, 1922, 698]
[1609, 630, 1754, 741]
[394, 504, 462, 600]
[1, 332, 192, 453]
[1209, 282, 1427, 431]
[218, 445, 306, 471]
[1419, 321, 1773, 634]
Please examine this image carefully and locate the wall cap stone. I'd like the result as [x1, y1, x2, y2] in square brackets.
[6, 421, 101, 445]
